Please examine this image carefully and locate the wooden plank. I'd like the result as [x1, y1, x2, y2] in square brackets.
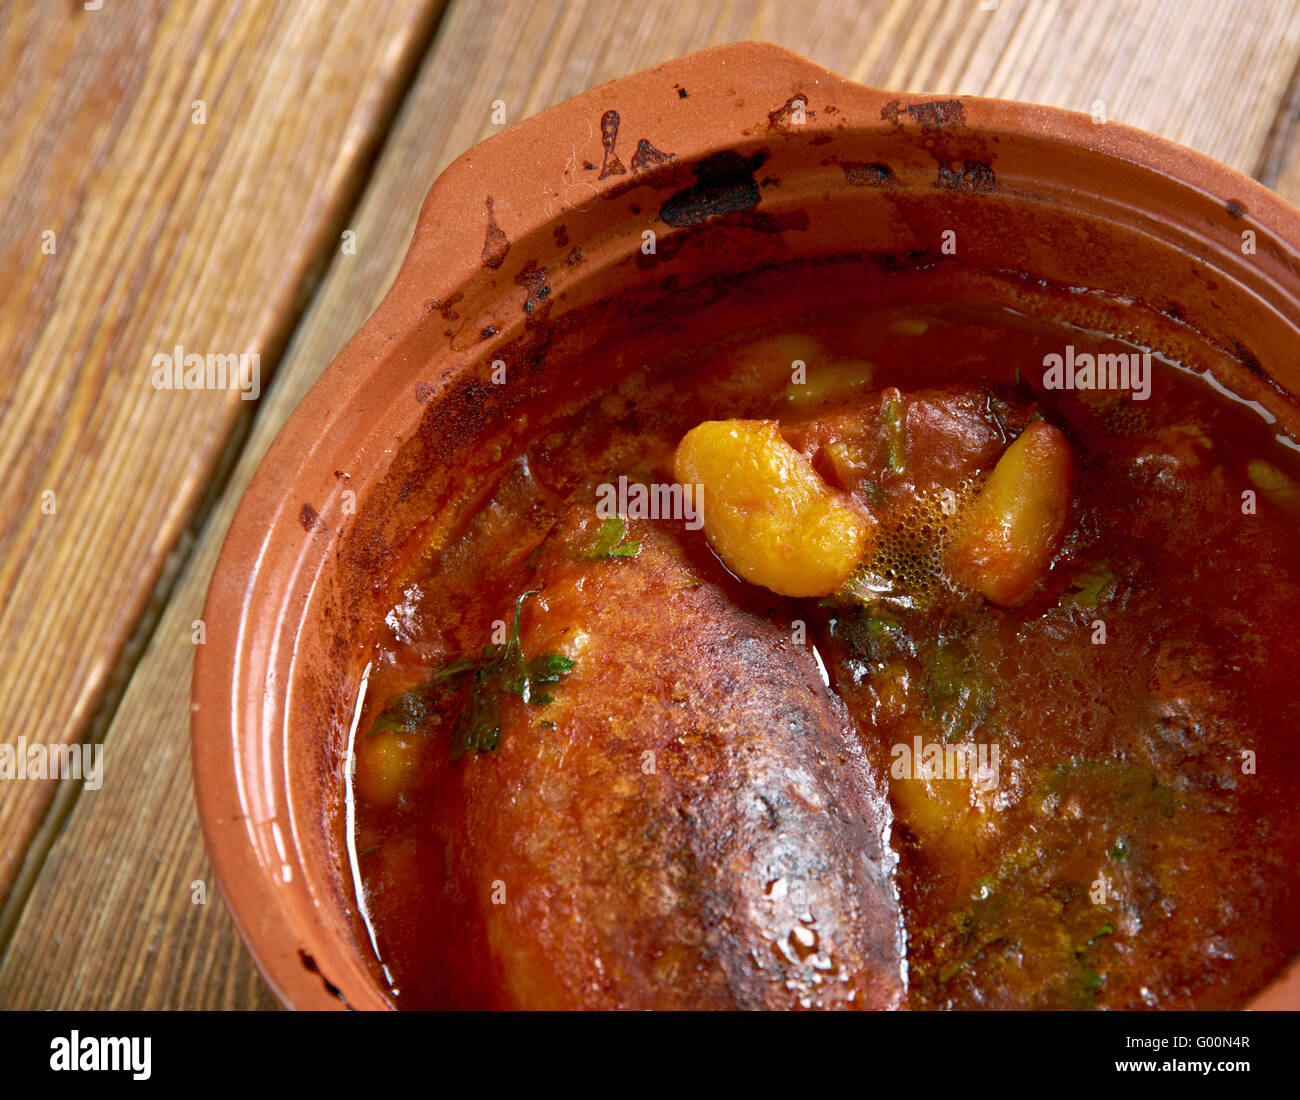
[4, 0, 1300, 1009]
[1254, 49, 1300, 204]
[0, 0, 444, 911]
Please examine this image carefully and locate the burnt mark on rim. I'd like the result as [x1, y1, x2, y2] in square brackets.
[515, 260, 552, 316]
[1226, 199, 1248, 219]
[936, 160, 996, 193]
[299, 948, 352, 1008]
[424, 292, 463, 321]
[481, 197, 511, 270]
[878, 98, 994, 193]
[659, 150, 770, 229]
[299, 503, 330, 534]
[599, 109, 627, 179]
[592, 133, 680, 202]
[768, 93, 813, 132]
[882, 98, 967, 131]
[632, 138, 676, 173]
[840, 161, 899, 189]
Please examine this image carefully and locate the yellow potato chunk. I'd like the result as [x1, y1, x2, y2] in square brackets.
[355, 729, 423, 809]
[947, 421, 1073, 607]
[886, 716, 999, 892]
[1248, 459, 1298, 496]
[782, 360, 875, 407]
[892, 776, 988, 861]
[718, 333, 824, 398]
[674, 419, 871, 597]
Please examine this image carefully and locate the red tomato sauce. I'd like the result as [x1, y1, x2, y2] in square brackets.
[343, 265, 1300, 1009]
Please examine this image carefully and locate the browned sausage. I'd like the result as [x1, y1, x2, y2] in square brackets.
[450, 507, 904, 1009]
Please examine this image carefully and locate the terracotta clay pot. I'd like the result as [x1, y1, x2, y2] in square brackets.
[191, 41, 1300, 1010]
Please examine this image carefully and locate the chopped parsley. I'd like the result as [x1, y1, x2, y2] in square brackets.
[365, 658, 476, 737]
[586, 516, 641, 559]
[1062, 568, 1115, 610]
[921, 640, 993, 742]
[881, 390, 907, 473]
[365, 590, 575, 759]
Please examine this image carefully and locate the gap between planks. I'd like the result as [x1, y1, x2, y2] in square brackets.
[0, 0, 451, 965]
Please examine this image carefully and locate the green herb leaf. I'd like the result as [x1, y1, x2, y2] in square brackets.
[1063, 568, 1114, 610]
[587, 516, 641, 559]
[857, 479, 888, 506]
[865, 609, 903, 637]
[365, 658, 476, 738]
[366, 590, 577, 760]
[449, 590, 576, 759]
[1087, 923, 1116, 945]
[921, 640, 993, 742]
[528, 651, 577, 681]
[881, 390, 906, 473]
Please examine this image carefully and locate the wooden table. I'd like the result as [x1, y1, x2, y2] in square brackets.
[2, 0, 1299, 1010]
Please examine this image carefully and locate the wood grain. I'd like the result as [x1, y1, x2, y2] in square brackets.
[0, 0, 443, 915]
[1255, 46, 1300, 205]
[4, 0, 1300, 1009]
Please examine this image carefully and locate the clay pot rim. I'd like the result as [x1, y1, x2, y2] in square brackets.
[191, 40, 1300, 1011]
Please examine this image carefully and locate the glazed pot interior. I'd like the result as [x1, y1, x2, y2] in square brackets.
[197, 46, 1300, 1009]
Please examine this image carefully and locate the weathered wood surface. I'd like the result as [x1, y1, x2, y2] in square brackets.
[0, 0, 444, 924]
[4, 0, 1300, 1009]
